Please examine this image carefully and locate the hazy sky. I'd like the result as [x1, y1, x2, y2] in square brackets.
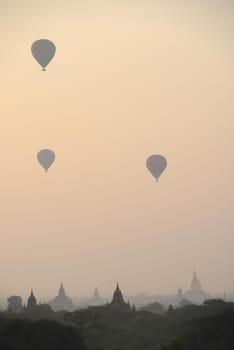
[0, 0, 233, 299]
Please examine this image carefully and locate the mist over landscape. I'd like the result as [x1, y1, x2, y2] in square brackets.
[0, 1, 233, 349]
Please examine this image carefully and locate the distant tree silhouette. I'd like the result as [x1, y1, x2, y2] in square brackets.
[160, 338, 186, 350]
[140, 302, 165, 314]
[7, 296, 23, 314]
[0, 318, 86, 350]
[203, 298, 226, 306]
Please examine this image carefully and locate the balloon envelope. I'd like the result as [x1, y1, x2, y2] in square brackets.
[146, 155, 167, 181]
[37, 149, 55, 172]
[31, 39, 56, 70]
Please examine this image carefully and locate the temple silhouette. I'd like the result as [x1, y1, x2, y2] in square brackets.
[27, 289, 37, 310]
[5, 271, 213, 314]
[50, 283, 74, 311]
[108, 283, 131, 310]
[174, 270, 210, 305]
[90, 287, 103, 306]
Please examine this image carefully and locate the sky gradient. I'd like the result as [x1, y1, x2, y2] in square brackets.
[0, 1, 233, 299]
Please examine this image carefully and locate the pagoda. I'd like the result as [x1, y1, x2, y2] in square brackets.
[110, 283, 130, 310]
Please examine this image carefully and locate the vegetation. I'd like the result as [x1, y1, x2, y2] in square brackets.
[140, 302, 165, 314]
[159, 309, 234, 349]
[1, 299, 234, 349]
[64, 300, 234, 350]
[0, 317, 85, 350]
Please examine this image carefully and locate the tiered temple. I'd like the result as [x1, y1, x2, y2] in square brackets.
[50, 283, 74, 311]
[189, 270, 202, 290]
[110, 283, 130, 310]
[183, 270, 210, 303]
[27, 289, 37, 310]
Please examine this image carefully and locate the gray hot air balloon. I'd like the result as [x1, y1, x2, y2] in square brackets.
[37, 149, 55, 172]
[146, 154, 167, 182]
[31, 39, 56, 71]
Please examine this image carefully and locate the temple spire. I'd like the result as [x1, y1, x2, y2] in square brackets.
[50, 283, 74, 312]
[27, 289, 37, 309]
[58, 282, 66, 297]
[189, 270, 202, 290]
[93, 287, 100, 299]
[110, 283, 130, 310]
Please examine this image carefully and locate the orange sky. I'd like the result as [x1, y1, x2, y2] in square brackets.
[0, 1, 233, 299]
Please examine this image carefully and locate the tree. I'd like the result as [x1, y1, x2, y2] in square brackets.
[7, 296, 23, 313]
[160, 338, 187, 350]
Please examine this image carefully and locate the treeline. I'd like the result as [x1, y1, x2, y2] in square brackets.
[1, 299, 234, 349]
[0, 318, 85, 350]
[64, 299, 234, 350]
[161, 309, 234, 349]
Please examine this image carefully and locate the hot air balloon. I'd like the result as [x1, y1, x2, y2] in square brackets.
[37, 149, 55, 172]
[146, 154, 167, 182]
[31, 39, 56, 71]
